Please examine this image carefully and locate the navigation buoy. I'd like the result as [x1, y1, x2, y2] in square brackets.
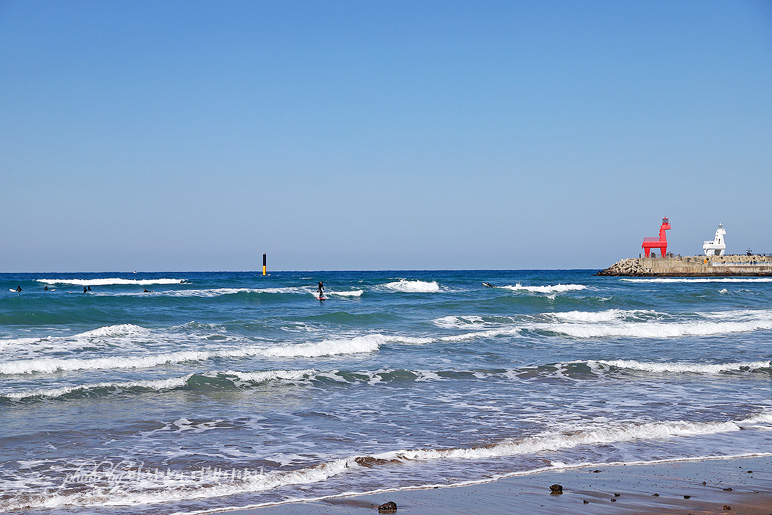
[263, 253, 267, 276]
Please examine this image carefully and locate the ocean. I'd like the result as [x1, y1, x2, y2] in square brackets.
[1, 270, 771, 514]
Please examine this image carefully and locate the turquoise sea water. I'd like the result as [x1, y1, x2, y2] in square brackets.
[1, 270, 771, 514]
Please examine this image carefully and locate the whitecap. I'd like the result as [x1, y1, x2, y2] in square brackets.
[0, 334, 408, 375]
[327, 290, 364, 297]
[500, 283, 586, 294]
[37, 278, 186, 286]
[589, 359, 771, 374]
[9, 415, 763, 512]
[383, 280, 441, 293]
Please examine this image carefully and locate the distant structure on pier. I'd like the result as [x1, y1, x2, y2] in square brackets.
[703, 224, 726, 256]
[641, 217, 671, 257]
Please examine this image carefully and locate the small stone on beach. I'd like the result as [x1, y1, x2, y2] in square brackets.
[549, 484, 563, 494]
[723, 505, 731, 511]
[377, 501, 397, 513]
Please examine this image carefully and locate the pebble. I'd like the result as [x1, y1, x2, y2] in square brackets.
[377, 501, 397, 513]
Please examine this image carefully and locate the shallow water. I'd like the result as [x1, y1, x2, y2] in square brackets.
[1, 270, 771, 513]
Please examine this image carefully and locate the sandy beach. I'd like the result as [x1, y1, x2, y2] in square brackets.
[224, 456, 772, 515]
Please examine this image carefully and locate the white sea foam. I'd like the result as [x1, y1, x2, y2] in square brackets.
[228, 369, 316, 383]
[259, 335, 384, 358]
[500, 283, 586, 294]
[589, 359, 771, 374]
[542, 316, 772, 339]
[327, 289, 364, 297]
[0, 334, 403, 375]
[432, 316, 488, 329]
[93, 288, 303, 298]
[534, 307, 772, 339]
[380, 418, 747, 462]
[5, 414, 768, 512]
[550, 309, 657, 323]
[3, 375, 195, 400]
[0, 325, 151, 355]
[2, 370, 321, 401]
[438, 327, 522, 342]
[160, 288, 258, 297]
[0, 337, 44, 350]
[77, 324, 150, 339]
[37, 278, 186, 286]
[384, 280, 441, 293]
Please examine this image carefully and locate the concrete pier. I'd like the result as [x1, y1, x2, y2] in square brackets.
[596, 254, 772, 276]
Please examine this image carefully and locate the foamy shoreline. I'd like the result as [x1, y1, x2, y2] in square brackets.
[212, 455, 772, 515]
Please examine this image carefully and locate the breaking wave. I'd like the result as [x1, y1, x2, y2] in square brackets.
[540, 314, 772, 339]
[430, 309, 772, 341]
[550, 309, 658, 323]
[6, 359, 770, 403]
[37, 278, 186, 286]
[0, 334, 424, 375]
[327, 289, 364, 297]
[383, 280, 441, 293]
[4, 413, 770, 512]
[589, 359, 772, 375]
[500, 283, 586, 294]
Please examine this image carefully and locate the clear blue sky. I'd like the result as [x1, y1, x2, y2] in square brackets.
[2, 0, 771, 272]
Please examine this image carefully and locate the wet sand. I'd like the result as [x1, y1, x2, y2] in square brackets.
[223, 455, 772, 515]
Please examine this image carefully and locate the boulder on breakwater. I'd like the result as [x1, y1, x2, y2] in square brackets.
[596, 255, 772, 277]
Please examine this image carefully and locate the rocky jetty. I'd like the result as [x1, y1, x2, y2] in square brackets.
[597, 255, 772, 277]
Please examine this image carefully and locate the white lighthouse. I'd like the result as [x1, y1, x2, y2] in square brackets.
[703, 224, 726, 256]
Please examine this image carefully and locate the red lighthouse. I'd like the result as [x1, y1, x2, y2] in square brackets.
[641, 217, 671, 257]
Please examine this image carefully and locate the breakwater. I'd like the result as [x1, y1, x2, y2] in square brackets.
[597, 254, 772, 276]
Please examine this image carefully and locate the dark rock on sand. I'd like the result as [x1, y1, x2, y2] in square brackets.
[377, 501, 397, 513]
[549, 484, 563, 494]
[723, 505, 731, 510]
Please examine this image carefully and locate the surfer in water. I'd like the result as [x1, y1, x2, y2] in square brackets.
[317, 281, 324, 299]
[483, 282, 496, 288]
[16, 286, 22, 292]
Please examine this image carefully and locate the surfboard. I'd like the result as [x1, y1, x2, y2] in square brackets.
[318, 296, 326, 301]
[9, 289, 17, 292]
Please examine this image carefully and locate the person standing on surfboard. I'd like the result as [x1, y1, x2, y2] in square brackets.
[317, 281, 324, 299]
